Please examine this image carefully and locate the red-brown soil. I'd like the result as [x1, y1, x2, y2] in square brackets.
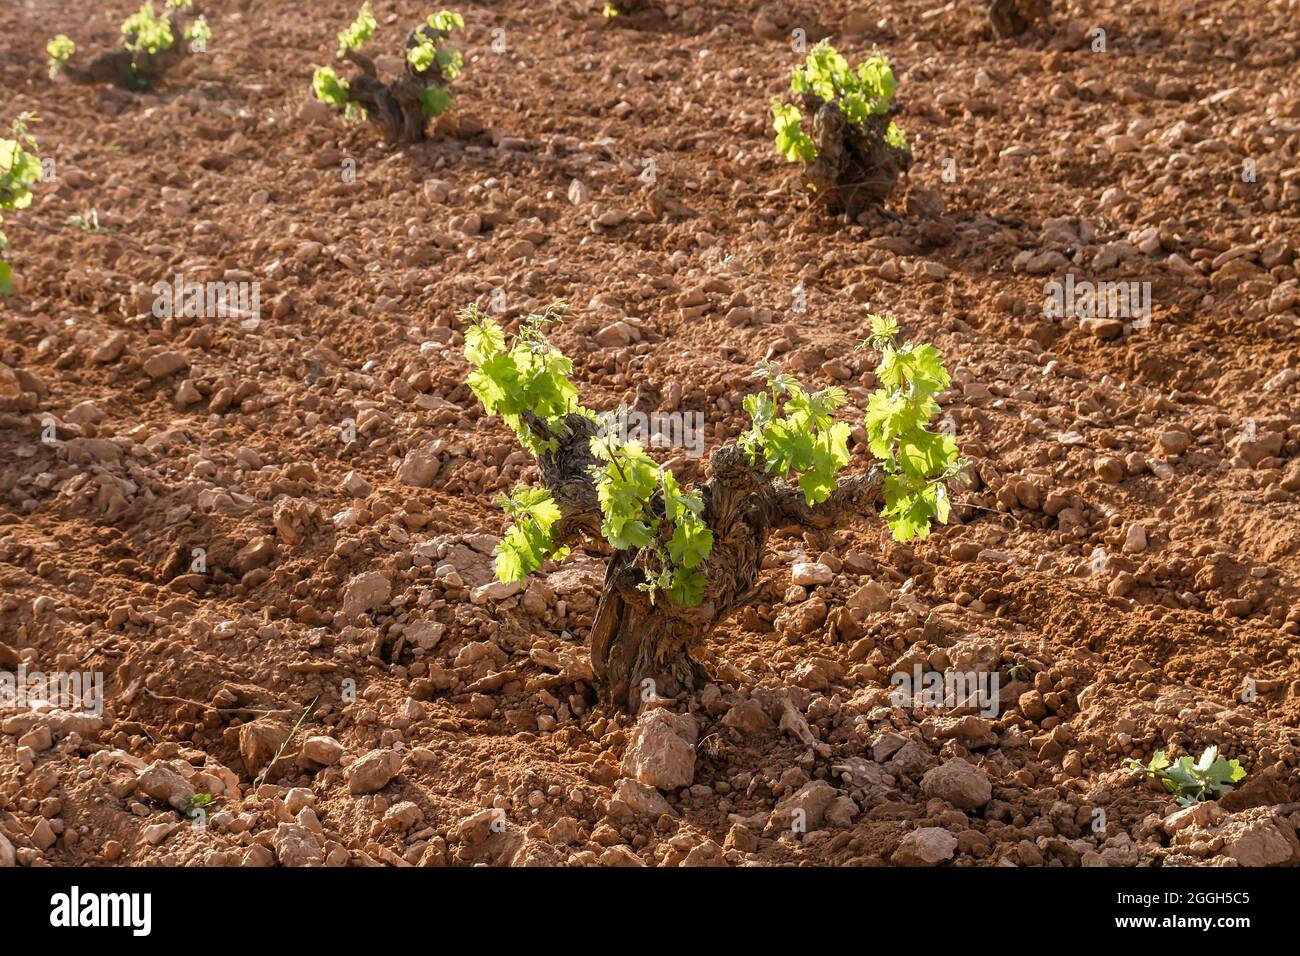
[1, 0, 1299, 868]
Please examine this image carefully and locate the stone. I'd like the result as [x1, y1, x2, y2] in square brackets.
[594, 321, 637, 347]
[721, 698, 775, 735]
[889, 741, 932, 776]
[620, 709, 697, 790]
[31, 819, 57, 851]
[848, 580, 890, 613]
[1080, 317, 1124, 340]
[921, 759, 993, 810]
[825, 795, 860, 828]
[608, 779, 676, 820]
[0, 833, 14, 867]
[768, 780, 839, 833]
[342, 570, 391, 620]
[238, 720, 293, 780]
[601, 845, 647, 867]
[142, 822, 177, 847]
[273, 823, 323, 867]
[790, 561, 833, 586]
[470, 580, 522, 603]
[1220, 813, 1300, 866]
[456, 808, 500, 846]
[347, 748, 403, 794]
[143, 351, 189, 380]
[681, 840, 727, 867]
[892, 827, 958, 866]
[1123, 523, 1148, 554]
[1094, 456, 1124, 483]
[383, 801, 423, 831]
[1157, 430, 1192, 455]
[397, 446, 440, 487]
[137, 761, 196, 811]
[231, 536, 275, 576]
[777, 596, 830, 641]
[271, 497, 316, 545]
[342, 471, 372, 497]
[792, 657, 841, 691]
[300, 735, 344, 767]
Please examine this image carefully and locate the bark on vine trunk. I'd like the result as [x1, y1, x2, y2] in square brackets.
[803, 102, 912, 217]
[987, 0, 1052, 38]
[527, 411, 884, 713]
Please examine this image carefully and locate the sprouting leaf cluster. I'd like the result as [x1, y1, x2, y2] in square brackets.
[180, 792, 217, 820]
[0, 113, 42, 295]
[121, 2, 175, 56]
[409, 12, 464, 118]
[740, 362, 852, 507]
[771, 41, 908, 164]
[46, 36, 76, 78]
[336, 3, 377, 57]
[467, 305, 961, 606]
[589, 438, 714, 607]
[463, 303, 586, 458]
[494, 485, 570, 586]
[465, 305, 713, 607]
[464, 303, 588, 588]
[1123, 747, 1248, 807]
[863, 314, 963, 541]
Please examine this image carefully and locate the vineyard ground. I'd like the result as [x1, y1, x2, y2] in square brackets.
[1, 0, 1299, 868]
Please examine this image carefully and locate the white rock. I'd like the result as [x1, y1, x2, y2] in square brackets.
[300, 736, 343, 767]
[790, 562, 833, 586]
[471, 580, 522, 604]
[1123, 523, 1148, 553]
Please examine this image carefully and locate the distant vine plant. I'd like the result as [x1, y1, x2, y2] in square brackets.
[312, 5, 465, 143]
[0, 113, 43, 295]
[771, 41, 913, 214]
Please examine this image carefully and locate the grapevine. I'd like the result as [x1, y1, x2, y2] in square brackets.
[312, 7, 465, 142]
[0, 113, 43, 296]
[770, 41, 912, 214]
[468, 305, 961, 616]
[739, 365, 853, 508]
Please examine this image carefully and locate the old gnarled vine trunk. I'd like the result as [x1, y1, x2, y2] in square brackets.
[527, 411, 884, 713]
[803, 102, 912, 218]
[336, 24, 456, 144]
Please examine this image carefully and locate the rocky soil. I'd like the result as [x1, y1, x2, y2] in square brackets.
[2, 0, 1300, 868]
